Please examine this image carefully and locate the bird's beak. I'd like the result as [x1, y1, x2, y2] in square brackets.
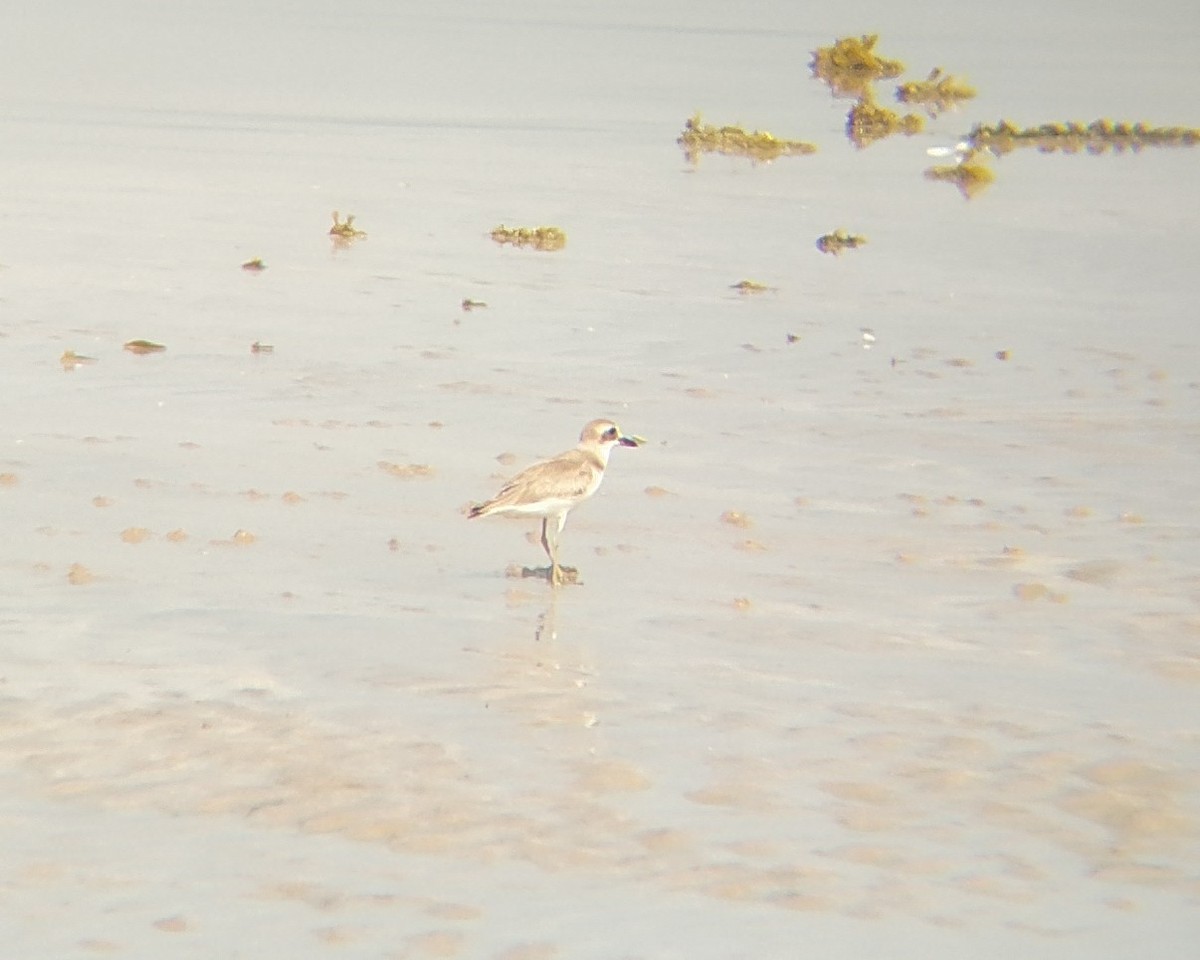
[619, 435, 643, 447]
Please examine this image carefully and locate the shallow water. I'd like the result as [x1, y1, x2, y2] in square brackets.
[2, 2, 1198, 957]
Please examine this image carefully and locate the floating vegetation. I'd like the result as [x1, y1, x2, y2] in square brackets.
[847, 92, 924, 148]
[250, 341, 274, 354]
[677, 113, 817, 165]
[817, 229, 868, 256]
[60, 350, 97, 371]
[896, 68, 976, 116]
[730, 280, 773, 294]
[925, 119, 1199, 198]
[329, 211, 367, 241]
[966, 119, 1200, 156]
[490, 225, 567, 251]
[924, 151, 996, 200]
[461, 298, 488, 311]
[811, 34, 905, 99]
[124, 339, 166, 355]
[241, 258, 266, 271]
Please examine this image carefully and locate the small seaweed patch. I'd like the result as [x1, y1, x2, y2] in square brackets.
[678, 113, 817, 165]
[811, 34, 905, 99]
[924, 151, 996, 199]
[329, 211, 367, 241]
[896, 68, 976, 116]
[966, 119, 1200, 156]
[490, 225, 567, 251]
[816, 230, 868, 255]
[241, 258, 266, 271]
[124, 339, 166, 355]
[847, 93, 924, 149]
[60, 350, 98, 371]
[730, 280, 773, 294]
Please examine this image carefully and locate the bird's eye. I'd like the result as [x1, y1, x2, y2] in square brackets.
[603, 427, 617, 439]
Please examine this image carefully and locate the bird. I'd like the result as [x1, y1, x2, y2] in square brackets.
[468, 419, 641, 585]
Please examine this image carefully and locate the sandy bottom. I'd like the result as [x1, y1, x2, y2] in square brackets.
[3, 3, 1200, 957]
[3, 324, 1197, 958]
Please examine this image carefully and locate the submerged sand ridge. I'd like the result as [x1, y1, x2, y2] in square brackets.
[3, 629, 1198, 927]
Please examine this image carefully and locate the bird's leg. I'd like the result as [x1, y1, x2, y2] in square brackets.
[540, 518, 562, 586]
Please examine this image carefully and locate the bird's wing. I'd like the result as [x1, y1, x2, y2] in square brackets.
[484, 450, 600, 509]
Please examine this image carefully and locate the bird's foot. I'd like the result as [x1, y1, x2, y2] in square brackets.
[550, 564, 580, 587]
[507, 564, 580, 586]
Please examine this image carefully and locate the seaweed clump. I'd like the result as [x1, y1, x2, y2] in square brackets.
[816, 230, 868, 256]
[678, 113, 817, 166]
[490, 225, 567, 252]
[924, 151, 996, 200]
[329, 211, 367, 242]
[730, 280, 773, 294]
[811, 35, 905, 99]
[847, 92, 924, 148]
[60, 350, 97, 372]
[124, 339, 166, 355]
[966, 119, 1200, 156]
[809, 36, 922, 148]
[896, 68, 976, 116]
[925, 119, 1199, 199]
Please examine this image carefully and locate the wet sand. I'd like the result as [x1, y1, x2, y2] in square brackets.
[2, 2, 1198, 957]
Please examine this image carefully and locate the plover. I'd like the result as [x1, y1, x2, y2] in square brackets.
[468, 419, 641, 585]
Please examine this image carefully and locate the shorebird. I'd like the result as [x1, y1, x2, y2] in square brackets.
[468, 419, 641, 585]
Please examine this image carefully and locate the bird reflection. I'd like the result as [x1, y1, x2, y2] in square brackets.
[534, 591, 560, 644]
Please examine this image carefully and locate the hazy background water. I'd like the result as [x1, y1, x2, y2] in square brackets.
[2, 2, 1198, 958]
